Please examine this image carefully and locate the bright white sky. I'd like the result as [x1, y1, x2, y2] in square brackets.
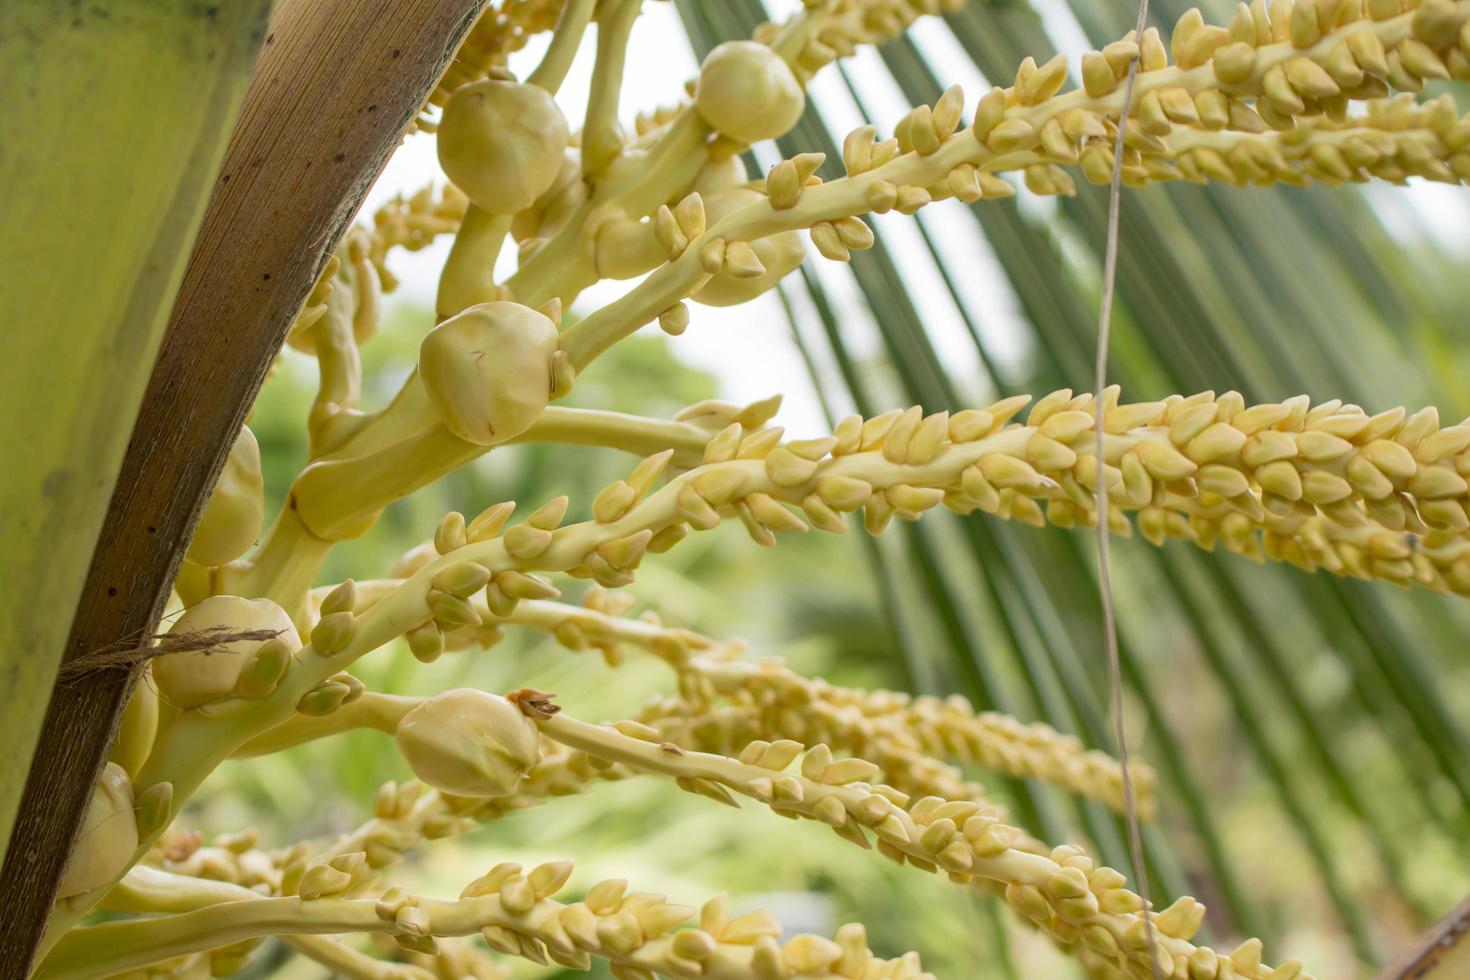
[357, 2, 1470, 435]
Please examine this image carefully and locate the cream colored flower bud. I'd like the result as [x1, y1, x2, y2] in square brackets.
[59, 763, 138, 898]
[691, 153, 750, 196]
[106, 670, 159, 779]
[438, 80, 570, 214]
[512, 149, 586, 243]
[418, 301, 559, 445]
[153, 596, 300, 708]
[394, 689, 540, 798]
[695, 41, 805, 143]
[692, 189, 805, 307]
[185, 425, 264, 567]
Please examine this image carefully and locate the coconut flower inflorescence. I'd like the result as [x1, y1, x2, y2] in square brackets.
[37, 1, 1470, 977]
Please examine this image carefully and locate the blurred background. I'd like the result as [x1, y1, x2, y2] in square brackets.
[202, 0, 1470, 976]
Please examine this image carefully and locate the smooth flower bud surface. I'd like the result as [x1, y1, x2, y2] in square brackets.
[106, 670, 159, 779]
[154, 596, 300, 708]
[419, 301, 559, 445]
[394, 689, 540, 797]
[438, 79, 570, 214]
[695, 41, 805, 143]
[512, 149, 585, 242]
[186, 425, 264, 567]
[691, 153, 749, 196]
[59, 763, 137, 898]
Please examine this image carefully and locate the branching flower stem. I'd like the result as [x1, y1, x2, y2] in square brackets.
[103, 868, 418, 980]
[526, 0, 596, 94]
[48, 855, 916, 980]
[534, 710, 1277, 978]
[221, 404, 719, 605]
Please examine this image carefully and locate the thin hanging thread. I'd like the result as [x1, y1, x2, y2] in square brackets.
[1094, 1, 1159, 977]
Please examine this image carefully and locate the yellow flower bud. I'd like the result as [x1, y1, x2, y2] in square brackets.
[106, 670, 159, 779]
[691, 189, 805, 307]
[418, 301, 559, 445]
[59, 763, 137, 898]
[512, 148, 586, 243]
[437, 79, 570, 214]
[394, 689, 540, 798]
[695, 41, 805, 144]
[691, 153, 749, 196]
[185, 425, 264, 567]
[153, 596, 300, 708]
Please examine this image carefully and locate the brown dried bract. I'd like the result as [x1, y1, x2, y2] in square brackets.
[506, 687, 561, 719]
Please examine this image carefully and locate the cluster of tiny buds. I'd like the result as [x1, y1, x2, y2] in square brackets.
[637, 652, 1155, 817]
[368, 182, 468, 292]
[363, 1, 1470, 338]
[655, 385, 1470, 593]
[152, 826, 281, 896]
[638, 693, 992, 810]
[394, 384, 1470, 692]
[365, 856, 929, 979]
[756, 0, 969, 83]
[417, 0, 565, 130]
[581, 715, 1293, 979]
[397, 497, 571, 662]
[814, 0, 1470, 210]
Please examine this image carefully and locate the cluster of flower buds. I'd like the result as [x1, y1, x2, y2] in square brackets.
[1129, 92, 1470, 188]
[442, 860, 929, 979]
[637, 654, 1156, 817]
[635, 695, 991, 814]
[147, 826, 284, 896]
[367, 182, 468, 292]
[417, 0, 567, 131]
[774, 0, 1470, 231]
[450, 386, 1470, 600]
[754, 0, 970, 84]
[541, 710, 1299, 980]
